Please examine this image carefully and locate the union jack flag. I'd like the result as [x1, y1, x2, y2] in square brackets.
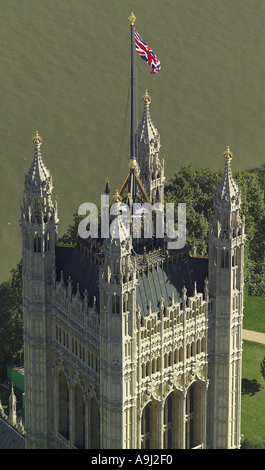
[134, 29, 161, 75]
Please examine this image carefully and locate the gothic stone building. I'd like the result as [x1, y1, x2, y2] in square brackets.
[20, 91, 244, 449]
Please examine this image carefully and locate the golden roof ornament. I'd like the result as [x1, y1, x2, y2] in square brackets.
[112, 189, 122, 203]
[129, 158, 138, 170]
[32, 130, 42, 147]
[223, 145, 233, 161]
[142, 89, 151, 105]
[128, 11, 136, 25]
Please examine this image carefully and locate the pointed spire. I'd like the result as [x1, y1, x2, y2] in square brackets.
[136, 90, 160, 149]
[171, 289, 175, 306]
[215, 146, 240, 209]
[104, 178, 111, 195]
[26, 131, 50, 186]
[9, 384, 17, 426]
[193, 281, 197, 297]
[204, 277, 209, 302]
[60, 270, 65, 286]
[84, 289, 89, 304]
[148, 300, 152, 315]
[76, 283, 81, 301]
[182, 285, 187, 309]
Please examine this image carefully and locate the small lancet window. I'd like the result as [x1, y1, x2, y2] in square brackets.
[112, 294, 120, 314]
[221, 249, 229, 268]
[34, 233, 42, 252]
[223, 213, 229, 230]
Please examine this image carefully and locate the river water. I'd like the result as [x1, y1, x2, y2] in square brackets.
[0, 0, 264, 281]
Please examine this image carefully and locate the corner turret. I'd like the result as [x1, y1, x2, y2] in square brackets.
[207, 146, 244, 449]
[136, 90, 165, 204]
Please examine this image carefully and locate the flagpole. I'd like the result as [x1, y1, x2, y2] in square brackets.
[129, 11, 136, 161]
[128, 12, 137, 203]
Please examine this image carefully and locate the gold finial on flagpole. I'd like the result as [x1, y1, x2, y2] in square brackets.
[128, 11, 136, 25]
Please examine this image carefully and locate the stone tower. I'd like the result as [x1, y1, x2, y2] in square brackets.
[20, 105, 244, 449]
[99, 214, 138, 448]
[20, 132, 58, 448]
[207, 146, 245, 448]
[135, 90, 165, 204]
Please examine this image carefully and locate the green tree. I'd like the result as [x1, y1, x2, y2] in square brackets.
[58, 209, 80, 245]
[0, 260, 23, 365]
[234, 171, 265, 296]
[164, 166, 265, 296]
[261, 357, 265, 382]
[164, 164, 223, 254]
[58, 205, 101, 246]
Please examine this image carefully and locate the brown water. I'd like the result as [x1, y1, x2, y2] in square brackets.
[0, 0, 264, 282]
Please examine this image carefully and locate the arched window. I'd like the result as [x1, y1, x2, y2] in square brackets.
[141, 401, 159, 449]
[179, 347, 183, 362]
[185, 382, 204, 449]
[123, 292, 129, 312]
[58, 371, 69, 440]
[34, 232, 42, 252]
[164, 395, 173, 449]
[113, 259, 119, 275]
[221, 249, 229, 268]
[163, 392, 181, 448]
[141, 404, 150, 449]
[213, 246, 217, 265]
[142, 363, 145, 379]
[232, 247, 238, 267]
[44, 231, 50, 251]
[90, 397, 100, 449]
[186, 385, 195, 449]
[73, 383, 85, 449]
[112, 294, 120, 314]
[223, 213, 229, 230]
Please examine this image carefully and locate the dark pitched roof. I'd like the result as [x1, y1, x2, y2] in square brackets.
[0, 418, 25, 449]
[55, 243, 100, 309]
[55, 240, 208, 317]
[136, 250, 208, 316]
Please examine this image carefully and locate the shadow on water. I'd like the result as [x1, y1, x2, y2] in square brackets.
[241, 378, 262, 396]
[247, 164, 265, 173]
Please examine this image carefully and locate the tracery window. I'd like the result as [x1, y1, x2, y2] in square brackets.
[164, 394, 173, 449]
[34, 232, 41, 252]
[73, 383, 85, 449]
[141, 404, 151, 449]
[112, 294, 120, 314]
[221, 249, 229, 268]
[186, 384, 195, 448]
[58, 371, 69, 440]
[223, 213, 229, 230]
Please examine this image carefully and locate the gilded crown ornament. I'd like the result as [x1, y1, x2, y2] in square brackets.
[128, 158, 139, 173]
[128, 11, 136, 25]
[32, 131, 42, 146]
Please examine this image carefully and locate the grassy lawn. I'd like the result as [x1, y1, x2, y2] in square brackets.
[241, 297, 265, 448]
[243, 296, 265, 333]
[241, 340, 265, 448]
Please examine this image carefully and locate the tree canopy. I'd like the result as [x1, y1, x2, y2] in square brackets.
[0, 260, 23, 365]
[165, 165, 265, 296]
